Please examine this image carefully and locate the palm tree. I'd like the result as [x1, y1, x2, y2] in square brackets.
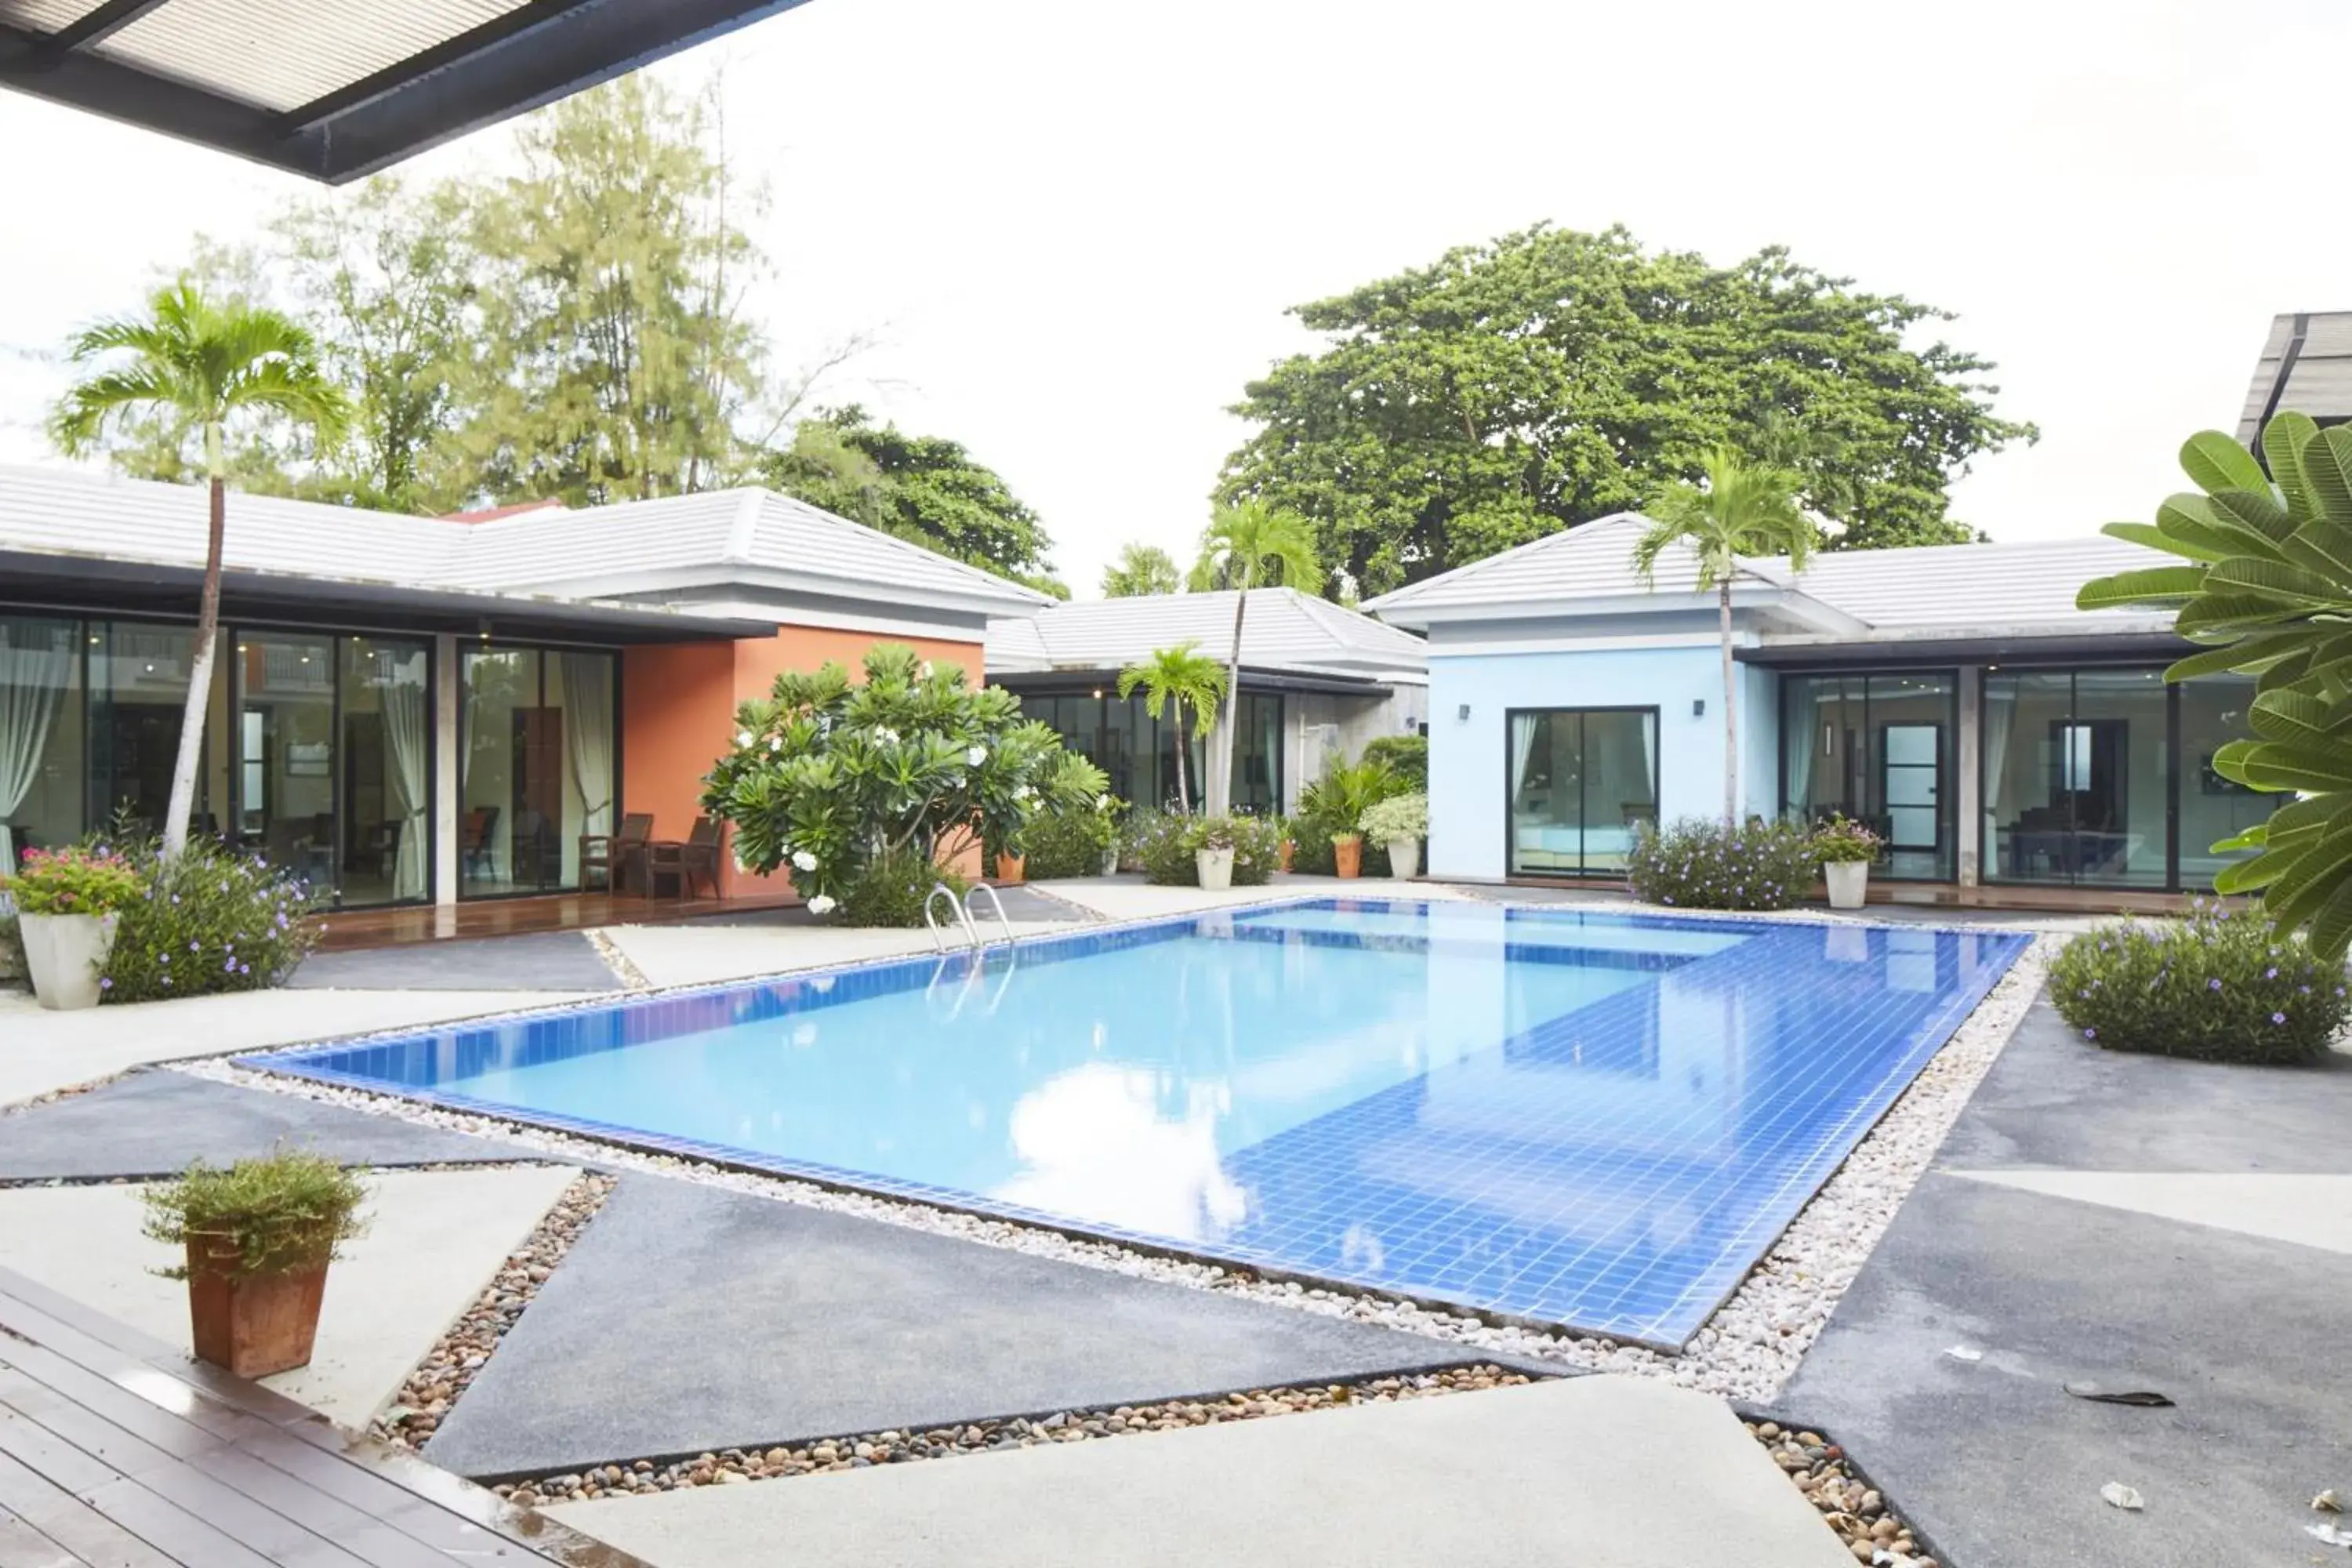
[1116, 641, 1227, 814]
[1193, 500, 1317, 815]
[51, 281, 350, 858]
[1632, 448, 1814, 829]
[1101, 542, 1181, 597]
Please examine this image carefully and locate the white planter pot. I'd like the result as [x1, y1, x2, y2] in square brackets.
[1388, 837, 1421, 880]
[1101, 844, 1121, 877]
[1824, 860, 1871, 911]
[21, 911, 119, 1011]
[1196, 846, 1235, 891]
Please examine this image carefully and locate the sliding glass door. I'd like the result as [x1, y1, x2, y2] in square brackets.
[1781, 672, 1957, 880]
[1983, 668, 2169, 888]
[459, 646, 617, 898]
[1507, 708, 1659, 877]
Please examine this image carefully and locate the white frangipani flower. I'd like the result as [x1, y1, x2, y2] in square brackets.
[792, 849, 818, 872]
[966, 745, 988, 766]
[735, 729, 755, 747]
[807, 893, 837, 916]
[768, 735, 782, 752]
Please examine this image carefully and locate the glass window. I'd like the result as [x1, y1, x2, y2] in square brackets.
[1508, 708, 1658, 877]
[459, 647, 615, 898]
[87, 620, 220, 843]
[1984, 668, 2168, 887]
[1781, 671, 1955, 880]
[0, 615, 84, 872]
[234, 631, 338, 887]
[2177, 674, 2263, 892]
[1232, 692, 1283, 815]
[339, 637, 433, 906]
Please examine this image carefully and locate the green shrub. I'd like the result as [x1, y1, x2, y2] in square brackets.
[142, 1149, 370, 1279]
[2, 845, 143, 915]
[1359, 791, 1428, 849]
[1291, 757, 1407, 876]
[838, 847, 968, 928]
[1361, 734, 1428, 789]
[1131, 814, 1283, 887]
[2049, 902, 2350, 1065]
[0, 910, 21, 985]
[1627, 817, 1817, 910]
[1021, 797, 1121, 879]
[101, 833, 321, 1004]
[1809, 813, 1884, 864]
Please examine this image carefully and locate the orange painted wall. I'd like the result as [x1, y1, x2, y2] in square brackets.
[622, 628, 988, 899]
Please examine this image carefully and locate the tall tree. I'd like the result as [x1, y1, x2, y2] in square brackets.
[1194, 501, 1317, 815]
[462, 73, 769, 504]
[1102, 542, 1182, 597]
[49, 282, 349, 856]
[1116, 642, 1227, 814]
[1632, 449, 1813, 829]
[1220, 225, 2034, 593]
[760, 405, 1059, 588]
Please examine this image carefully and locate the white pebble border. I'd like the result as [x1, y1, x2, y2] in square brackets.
[583, 928, 653, 990]
[176, 926, 2052, 1404]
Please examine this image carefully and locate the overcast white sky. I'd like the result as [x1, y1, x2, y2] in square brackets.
[1, 0, 2344, 597]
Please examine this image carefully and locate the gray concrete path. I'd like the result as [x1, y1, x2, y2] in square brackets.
[0, 1069, 542, 1180]
[549, 1374, 1853, 1568]
[290, 931, 623, 991]
[426, 1174, 1505, 1479]
[1782, 1002, 2352, 1567]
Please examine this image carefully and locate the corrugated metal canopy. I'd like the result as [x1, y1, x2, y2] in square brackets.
[0, 0, 812, 182]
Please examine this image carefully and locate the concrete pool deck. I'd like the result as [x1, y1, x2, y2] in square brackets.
[547, 1374, 1855, 1568]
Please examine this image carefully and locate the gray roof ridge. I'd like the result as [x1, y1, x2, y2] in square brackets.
[753, 488, 1056, 603]
[1363, 511, 1653, 608]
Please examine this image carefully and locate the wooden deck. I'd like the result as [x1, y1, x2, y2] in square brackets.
[0, 1265, 644, 1568]
[313, 889, 803, 953]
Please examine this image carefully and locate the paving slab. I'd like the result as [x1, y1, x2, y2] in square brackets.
[547, 1374, 1853, 1568]
[425, 1173, 1505, 1479]
[1951, 1168, 2352, 1254]
[289, 931, 622, 991]
[0, 1163, 579, 1429]
[0, 1069, 541, 1181]
[0, 985, 601, 1107]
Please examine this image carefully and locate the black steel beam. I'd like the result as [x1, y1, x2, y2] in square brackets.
[40, 0, 176, 56]
[0, 0, 816, 183]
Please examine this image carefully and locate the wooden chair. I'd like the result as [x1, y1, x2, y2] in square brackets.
[644, 817, 723, 902]
[580, 812, 654, 893]
[461, 806, 500, 882]
[679, 815, 724, 900]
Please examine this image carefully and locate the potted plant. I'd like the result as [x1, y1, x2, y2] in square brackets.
[1097, 793, 1124, 876]
[1193, 818, 1237, 891]
[1331, 830, 1363, 879]
[1359, 792, 1429, 881]
[1276, 816, 1297, 873]
[2, 845, 142, 1011]
[141, 1150, 370, 1378]
[1811, 814, 1883, 911]
[993, 845, 1027, 886]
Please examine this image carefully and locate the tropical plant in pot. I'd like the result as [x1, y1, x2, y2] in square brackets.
[141, 1150, 369, 1378]
[1, 845, 143, 1010]
[1810, 814, 1882, 910]
[1193, 818, 1238, 891]
[1359, 792, 1430, 880]
[1316, 758, 1398, 878]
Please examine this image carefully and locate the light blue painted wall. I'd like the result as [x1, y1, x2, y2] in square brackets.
[1425, 644, 1780, 881]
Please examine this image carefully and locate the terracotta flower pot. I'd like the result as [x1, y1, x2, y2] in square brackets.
[996, 851, 1026, 886]
[1279, 839, 1295, 873]
[1333, 835, 1363, 879]
[184, 1240, 329, 1378]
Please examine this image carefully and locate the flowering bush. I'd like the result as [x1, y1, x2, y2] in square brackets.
[837, 848, 967, 929]
[1809, 813, 1882, 865]
[1358, 792, 1429, 849]
[2, 845, 143, 916]
[1127, 812, 1283, 887]
[1627, 817, 1817, 910]
[1019, 794, 1123, 879]
[701, 644, 1103, 907]
[98, 833, 321, 1003]
[2049, 902, 2350, 1065]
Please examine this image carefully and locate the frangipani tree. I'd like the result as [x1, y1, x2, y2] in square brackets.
[1633, 449, 1813, 828]
[702, 644, 1098, 908]
[49, 281, 350, 858]
[2079, 412, 2352, 958]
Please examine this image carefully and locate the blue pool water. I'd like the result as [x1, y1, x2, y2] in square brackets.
[249, 898, 2029, 1346]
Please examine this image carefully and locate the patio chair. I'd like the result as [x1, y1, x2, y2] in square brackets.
[580, 812, 654, 894]
[677, 815, 724, 900]
[461, 806, 500, 882]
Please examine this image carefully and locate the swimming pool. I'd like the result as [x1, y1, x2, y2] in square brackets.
[247, 898, 2030, 1347]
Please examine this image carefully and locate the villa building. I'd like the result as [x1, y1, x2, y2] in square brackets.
[0, 464, 1050, 911]
[984, 590, 1428, 814]
[1363, 518, 2247, 902]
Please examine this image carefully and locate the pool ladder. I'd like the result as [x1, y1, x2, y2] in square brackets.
[924, 880, 1014, 952]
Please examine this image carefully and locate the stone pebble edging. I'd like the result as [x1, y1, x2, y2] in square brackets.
[179, 935, 2048, 1408]
[1754, 1418, 1940, 1567]
[375, 1171, 617, 1449]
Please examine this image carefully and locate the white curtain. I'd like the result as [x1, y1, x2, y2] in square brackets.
[1509, 713, 1540, 808]
[382, 653, 430, 901]
[1981, 680, 2017, 866]
[1639, 712, 1657, 806]
[0, 625, 72, 873]
[1784, 684, 1820, 818]
[559, 653, 615, 840]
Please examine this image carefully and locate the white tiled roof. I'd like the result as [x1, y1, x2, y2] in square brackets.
[1363, 510, 2178, 642]
[986, 588, 1426, 681]
[0, 465, 1051, 617]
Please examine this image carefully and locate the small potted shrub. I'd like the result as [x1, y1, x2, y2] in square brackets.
[993, 844, 1027, 886]
[1331, 830, 1363, 879]
[1360, 792, 1429, 880]
[1276, 815, 1296, 873]
[2, 845, 142, 1010]
[1193, 818, 1238, 891]
[1810, 814, 1882, 910]
[141, 1151, 370, 1377]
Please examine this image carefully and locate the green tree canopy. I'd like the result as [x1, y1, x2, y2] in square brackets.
[760, 405, 1059, 590]
[1102, 542, 1182, 597]
[1218, 224, 2034, 595]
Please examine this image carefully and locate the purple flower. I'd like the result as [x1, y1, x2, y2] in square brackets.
[2272, 1011, 2288, 1025]
[2266, 967, 2278, 979]
[2208, 978, 2223, 992]
[98, 978, 111, 991]
[2084, 1027, 2098, 1040]
[238, 963, 250, 976]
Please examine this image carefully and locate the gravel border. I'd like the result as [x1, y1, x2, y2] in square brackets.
[180, 929, 2050, 1404]
[1752, 1418, 1939, 1567]
[584, 930, 652, 990]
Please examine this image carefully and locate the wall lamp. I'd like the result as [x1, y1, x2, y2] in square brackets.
[1457, 703, 1472, 720]
[1692, 698, 1706, 717]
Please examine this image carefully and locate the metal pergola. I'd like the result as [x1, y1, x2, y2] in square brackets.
[0, 0, 811, 183]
